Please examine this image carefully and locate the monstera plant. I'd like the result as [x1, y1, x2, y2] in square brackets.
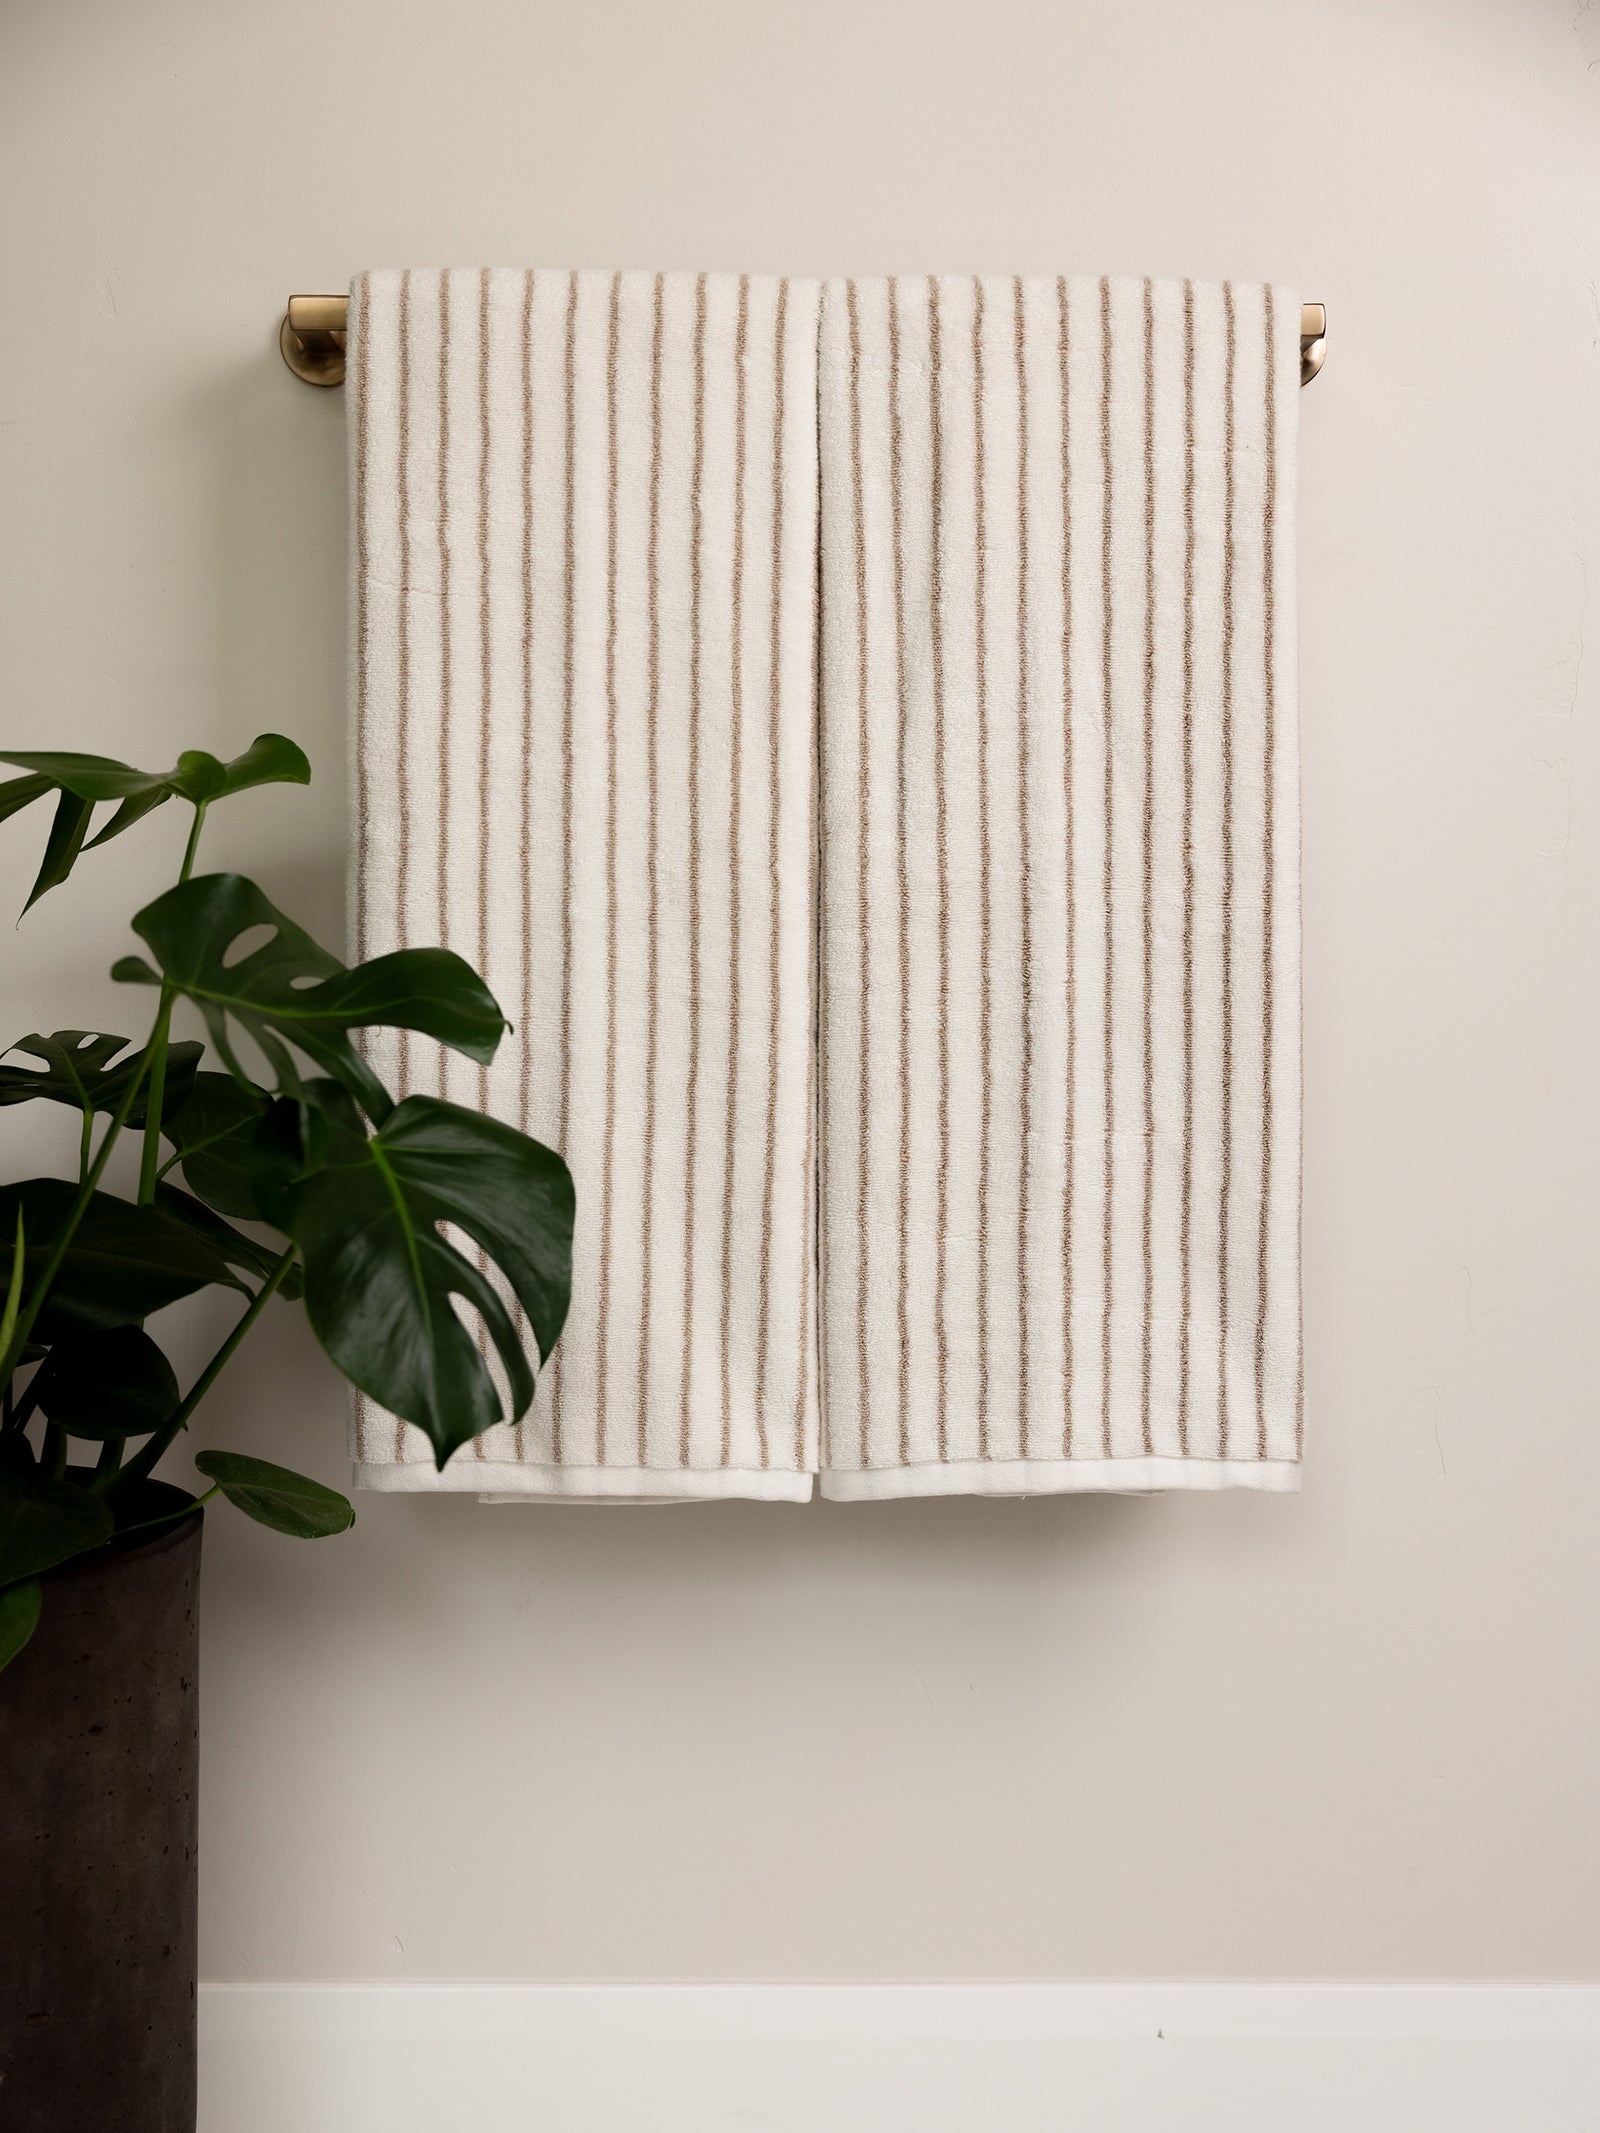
[0, 735, 574, 1671]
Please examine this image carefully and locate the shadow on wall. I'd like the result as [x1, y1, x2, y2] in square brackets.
[208, 1310, 1305, 1650]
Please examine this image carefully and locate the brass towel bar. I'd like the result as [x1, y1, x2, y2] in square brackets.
[280, 292, 1327, 389]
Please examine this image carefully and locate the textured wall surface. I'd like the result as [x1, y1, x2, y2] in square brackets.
[1, 0, 1596, 1981]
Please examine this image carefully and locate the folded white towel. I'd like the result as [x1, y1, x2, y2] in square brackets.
[348, 269, 822, 1500]
[816, 276, 1302, 1498]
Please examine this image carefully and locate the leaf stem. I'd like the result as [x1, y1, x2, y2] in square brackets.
[112, 1482, 218, 1542]
[178, 800, 208, 886]
[108, 1244, 298, 1496]
[42, 1423, 67, 1480]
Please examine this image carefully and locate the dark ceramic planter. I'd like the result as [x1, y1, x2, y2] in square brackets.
[0, 1482, 202, 2133]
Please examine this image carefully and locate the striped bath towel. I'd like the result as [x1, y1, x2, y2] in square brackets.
[348, 269, 822, 1499]
[816, 276, 1302, 1497]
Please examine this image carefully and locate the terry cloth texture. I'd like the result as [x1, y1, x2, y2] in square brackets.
[815, 276, 1302, 1499]
[347, 268, 822, 1501]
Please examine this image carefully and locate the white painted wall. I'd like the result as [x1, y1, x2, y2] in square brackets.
[2, 0, 1596, 1986]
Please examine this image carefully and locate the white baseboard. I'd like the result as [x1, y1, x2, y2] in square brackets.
[199, 1982, 1600, 2132]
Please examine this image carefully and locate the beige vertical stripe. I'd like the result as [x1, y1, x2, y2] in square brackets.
[972, 277, 993, 1462]
[471, 268, 493, 1462]
[392, 270, 414, 1463]
[1177, 276, 1196, 1458]
[928, 277, 952, 1464]
[718, 276, 751, 1468]
[395, 268, 414, 1107]
[1138, 276, 1156, 1459]
[476, 268, 493, 1116]
[550, 268, 578, 1462]
[351, 274, 371, 1460]
[436, 267, 453, 1109]
[888, 279, 913, 1468]
[1056, 276, 1077, 1460]
[515, 271, 535, 1462]
[754, 278, 790, 1469]
[1217, 279, 1238, 1460]
[516, 277, 536, 1146]
[846, 278, 872, 1468]
[1255, 283, 1278, 1460]
[678, 273, 709, 1468]
[1097, 274, 1115, 1461]
[634, 274, 666, 1466]
[594, 271, 623, 1466]
[792, 480, 820, 1475]
[353, 273, 373, 967]
[1012, 276, 1035, 1457]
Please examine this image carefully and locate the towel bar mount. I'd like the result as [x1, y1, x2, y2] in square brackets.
[280, 292, 1327, 389]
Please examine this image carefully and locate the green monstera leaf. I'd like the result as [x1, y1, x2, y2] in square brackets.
[29, 1325, 179, 1441]
[253, 1089, 573, 1469]
[0, 1180, 245, 1337]
[0, 1468, 113, 1584]
[0, 737, 309, 910]
[159, 1071, 270, 1217]
[195, 1450, 353, 1538]
[113, 873, 506, 1124]
[0, 1030, 202, 1126]
[152, 1182, 304, 1301]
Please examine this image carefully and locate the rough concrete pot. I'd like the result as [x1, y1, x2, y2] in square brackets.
[0, 1482, 202, 2133]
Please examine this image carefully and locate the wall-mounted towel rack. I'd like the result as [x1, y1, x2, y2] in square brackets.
[1299, 301, 1326, 383]
[280, 296, 349, 386]
[279, 292, 1328, 389]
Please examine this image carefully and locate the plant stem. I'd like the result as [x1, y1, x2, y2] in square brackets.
[42, 1424, 67, 1480]
[0, 1043, 155, 1386]
[4, 798, 213, 1386]
[79, 1107, 93, 1183]
[136, 988, 175, 1204]
[108, 1244, 298, 1496]
[136, 801, 206, 1207]
[93, 1435, 122, 1479]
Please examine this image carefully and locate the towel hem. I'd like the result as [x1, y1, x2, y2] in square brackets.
[820, 1457, 1301, 1500]
[352, 1461, 814, 1503]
